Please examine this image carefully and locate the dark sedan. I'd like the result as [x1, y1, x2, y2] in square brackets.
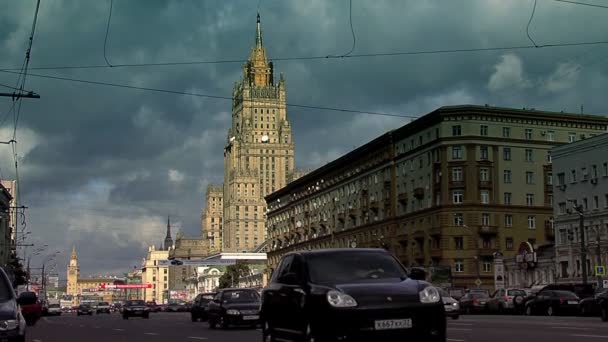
[122, 300, 150, 319]
[525, 289, 579, 316]
[191, 293, 215, 322]
[261, 248, 446, 342]
[207, 289, 260, 329]
[579, 289, 608, 316]
[76, 304, 93, 316]
[459, 292, 490, 314]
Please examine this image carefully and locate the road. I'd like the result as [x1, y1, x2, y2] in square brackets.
[26, 312, 608, 342]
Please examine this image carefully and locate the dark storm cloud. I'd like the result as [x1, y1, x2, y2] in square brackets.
[1, 0, 608, 276]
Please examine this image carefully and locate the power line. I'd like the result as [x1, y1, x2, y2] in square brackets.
[103, 0, 114, 67]
[329, 0, 356, 58]
[553, 0, 608, 9]
[0, 69, 416, 118]
[527, 0, 539, 47]
[3, 39, 608, 71]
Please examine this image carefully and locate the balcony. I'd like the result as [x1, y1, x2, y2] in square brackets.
[413, 187, 425, 199]
[449, 180, 465, 188]
[348, 208, 359, 218]
[545, 184, 553, 193]
[398, 192, 408, 204]
[369, 200, 380, 211]
[430, 249, 442, 258]
[479, 180, 492, 189]
[429, 227, 441, 236]
[479, 247, 498, 256]
[478, 225, 498, 235]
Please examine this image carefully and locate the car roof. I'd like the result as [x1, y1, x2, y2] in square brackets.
[286, 248, 390, 258]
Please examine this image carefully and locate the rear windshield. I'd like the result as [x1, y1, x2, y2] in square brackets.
[553, 291, 578, 299]
[508, 290, 526, 296]
[470, 293, 490, 299]
[127, 300, 145, 306]
[49, 304, 60, 308]
[223, 290, 260, 304]
[307, 251, 407, 284]
[99, 302, 109, 306]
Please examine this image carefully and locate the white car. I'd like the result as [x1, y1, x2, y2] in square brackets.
[46, 304, 62, 316]
[439, 288, 460, 319]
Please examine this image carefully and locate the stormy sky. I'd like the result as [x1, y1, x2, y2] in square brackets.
[1, 0, 607, 278]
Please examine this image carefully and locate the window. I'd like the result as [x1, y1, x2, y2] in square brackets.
[454, 237, 464, 250]
[571, 169, 577, 183]
[546, 130, 555, 141]
[452, 125, 462, 136]
[503, 148, 511, 161]
[482, 262, 492, 273]
[594, 196, 599, 209]
[605, 194, 608, 208]
[480, 146, 489, 160]
[454, 259, 464, 272]
[502, 127, 511, 138]
[592, 165, 598, 179]
[480, 168, 489, 181]
[503, 170, 512, 184]
[526, 193, 535, 206]
[559, 202, 567, 214]
[548, 194, 554, 207]
[504, 192, 512, 205]
[482, 213, 490, 226]
[568, 132, 576, 143]
[506, 237, 514, 250]
[480, 190, 490, 204]
[528, 215, 536, 229]
[452, 190, 464, 204]
[453, 213, 464, 226]
[547, 173, 553, 185]
[546, 151, 552, 163]
[480, 125, 488, 136]
[525, 129, 533, 140]
[604, 162, 608, 177]
[451, 167, 463, 182]
[504, 214, 513, 227]
[583, 197, 588, 210]
[557, 173, 565, 186]
[526, 171, 535, 184]
[582, 167, 589, 181]
[452, 146, 462, 159]
[525, 149, 534, 162]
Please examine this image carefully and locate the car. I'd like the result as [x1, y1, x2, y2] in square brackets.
[525, 289, 579, 316]
[261, 248, 446, 342]
[165, 302, 182, 312]
[487, 288, 527, 314]
[96, 302, 111, 314]
[207, 288, 261, 329]
[595, 289, 608, 322]
[17, 292, 42, 325]
[438, 288, 460, 320]
[122, 300, 150, 319]
[459, 292, 490, 314]
[191, 293, 215, 322]
[146, 301, 161, 313]
[0, 267, 27, 341]
[45, 303, 62, 316]
[77, 304, 93, 316]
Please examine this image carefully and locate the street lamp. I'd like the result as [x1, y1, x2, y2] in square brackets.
[568, 203, 587, 285]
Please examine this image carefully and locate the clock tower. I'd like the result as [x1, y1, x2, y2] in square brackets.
[66, 246, 80, 296]
[222, 13, 295, 252]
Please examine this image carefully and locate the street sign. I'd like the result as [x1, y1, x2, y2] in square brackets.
[595, 266, 606, 277]
[475, 278, 482, 287]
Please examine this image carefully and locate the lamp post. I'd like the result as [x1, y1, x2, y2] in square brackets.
[571, 204, 588, 285]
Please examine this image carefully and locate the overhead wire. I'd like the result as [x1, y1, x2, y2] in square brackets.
[3, 40, 608, 71]
[103, 0, 114, 67]
[527, 0, 539, 47]
[553, 0, 608, 9]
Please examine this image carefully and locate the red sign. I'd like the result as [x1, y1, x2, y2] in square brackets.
[99, 284, 152, 290]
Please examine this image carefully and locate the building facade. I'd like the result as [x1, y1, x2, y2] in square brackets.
[552, 133, 608, 286]
[201, 185, 224, 254]
[141, 246, 169, 304]
[0, 184, 12, 267]
[266, 105, 608, 289]
[207, 14, 295, 253]
[1, 180, 17, 262]
[66, 247, 124, 304]
[504, 242, 556, 288]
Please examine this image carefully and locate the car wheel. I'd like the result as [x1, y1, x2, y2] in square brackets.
[525, 306, 532, 316]
[220, 316, 228, 329]
[451, 315, 460, 320]
[601, 307, 608, 322]
[547, 306, 554, 317]
[209, 318, 217, 329]
[144, 314, 150, 319]
[262, 320, 277, 342]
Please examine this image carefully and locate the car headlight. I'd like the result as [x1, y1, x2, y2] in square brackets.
[327, 290, 357, 308]
[419, 286, 441, 303]
[226, 309, 240, 315]
[452, 302, 459, 307]
[0, 320, 18, 331]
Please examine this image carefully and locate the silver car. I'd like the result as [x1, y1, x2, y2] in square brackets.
[439, 289, 461, 319]
[487, 288, 527, 313]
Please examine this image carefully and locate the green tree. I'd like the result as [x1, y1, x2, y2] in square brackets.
[218, 263, 251, 289]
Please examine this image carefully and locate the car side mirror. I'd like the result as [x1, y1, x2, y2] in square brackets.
[278, 272, 300, 285]
[409, 268, 426, 281]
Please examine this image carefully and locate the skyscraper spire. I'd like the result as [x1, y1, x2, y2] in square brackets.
[255, 12, 263, 48]
[164, 216, 173, 250]
[70, 246, 77, 260]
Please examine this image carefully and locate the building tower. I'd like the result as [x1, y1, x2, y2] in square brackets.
[164, 216, 173, 251]
[66, 246, 79, 296]
[222, 13, 295, 252]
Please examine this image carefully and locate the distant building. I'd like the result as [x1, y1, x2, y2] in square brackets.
[141, 245, 169, 304]
[0, 183, 12, 267]
[266, 105, 608, 289]
[1, 180, 16, 259]
[66, 247, 124, 304]
[552, 133, 608, 286]
[201, 185, 223, 254]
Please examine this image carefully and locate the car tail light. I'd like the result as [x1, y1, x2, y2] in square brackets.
[473, 298, 479, 305]
[559, 298, 565, 304]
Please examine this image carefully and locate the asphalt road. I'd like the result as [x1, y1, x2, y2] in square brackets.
[25, 312, 608, 342]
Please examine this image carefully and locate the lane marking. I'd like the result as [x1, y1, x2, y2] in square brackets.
[571, 335, 608, 339]
[144, 332, 159, 336]
[449, 323, 473, 326]
[188, 338, 208, 340]
[113, 328, 125, 331]
[448, 339, 465, 342]
[33, 339, 42, 342]
[552, 326, 593, 330]
[449, 328, 473, 331]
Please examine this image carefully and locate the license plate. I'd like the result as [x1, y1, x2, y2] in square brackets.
[479, 301, 486, 305]
[567, 301, 578, 305]
[444, 306, 454, 311]
[374, 319, 412, 330]
[243, 315, 259, 320]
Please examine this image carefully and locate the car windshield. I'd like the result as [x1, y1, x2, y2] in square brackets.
[553, 291, 578, 299]
[99, 302, 109, 306]
[306, 251, 407, 284]
[223, 290, 260, 303]
[508, 290, 526, 296]
[127, 300, 145, 306]
[49, 304, 60, 308]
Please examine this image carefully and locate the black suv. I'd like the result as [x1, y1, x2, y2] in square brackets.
[261, 248, 446, 342]
[598, 289, 608, 322]
[122, 300, 150, 319]
[207, 288, 261, 329]
[191, 293, 215, 322]
[0, 267, 26, 342]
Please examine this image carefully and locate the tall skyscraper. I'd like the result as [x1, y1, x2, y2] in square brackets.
[221, 13, 295, 252]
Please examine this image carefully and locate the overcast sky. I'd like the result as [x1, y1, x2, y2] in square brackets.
[1, 0, 607, 278]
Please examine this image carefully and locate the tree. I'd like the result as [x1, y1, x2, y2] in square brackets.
[6, 253, 27, 287]
[218, 263, 250, 289]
